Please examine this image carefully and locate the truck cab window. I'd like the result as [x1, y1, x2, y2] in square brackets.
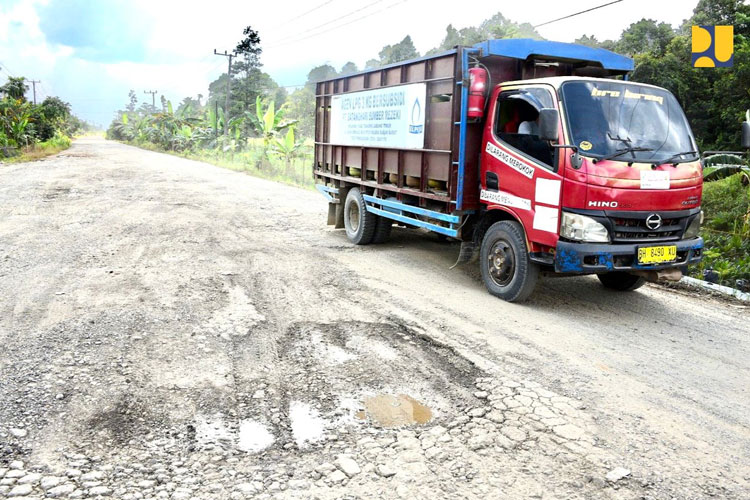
[494, 88, 555, 168]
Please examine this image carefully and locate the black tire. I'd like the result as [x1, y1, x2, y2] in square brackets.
[371, 216, 392, 244]
[597, 272, 646, 291]
[479, 221, 539, 302]
[344, 187, 376, 245]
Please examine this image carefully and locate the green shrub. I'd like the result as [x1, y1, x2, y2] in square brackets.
[693, 173, 750, 286]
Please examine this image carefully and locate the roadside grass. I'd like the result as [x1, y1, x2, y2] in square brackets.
[691, 173, 750, 287]
[125, 138, 316, 190]
[2, 133, 72, 164]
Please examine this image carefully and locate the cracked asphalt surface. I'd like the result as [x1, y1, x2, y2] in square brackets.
[0, 137, 748, 499]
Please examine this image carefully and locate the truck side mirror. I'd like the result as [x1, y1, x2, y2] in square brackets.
[538, 108, 559, 142]
[742, 121, 750, 149]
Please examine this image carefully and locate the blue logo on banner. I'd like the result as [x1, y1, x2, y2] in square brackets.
[409, 98, 423, 134]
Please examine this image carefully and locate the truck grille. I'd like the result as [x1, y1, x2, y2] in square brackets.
[608, 213, 688, 243]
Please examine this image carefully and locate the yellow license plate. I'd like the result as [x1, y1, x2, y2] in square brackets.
[637, 245, 677, 264]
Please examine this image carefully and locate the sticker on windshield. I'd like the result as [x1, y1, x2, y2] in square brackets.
[590, 87, 664, 105]
[579, 141, 592, 151]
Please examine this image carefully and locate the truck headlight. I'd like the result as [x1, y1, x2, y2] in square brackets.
[684, 211, 703, 239]
[560, 212, 610, 243]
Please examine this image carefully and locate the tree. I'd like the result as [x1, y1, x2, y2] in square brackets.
[573, 35, 618, 51]
[40, 96, 71, 123]
[436, 24, 462, 51]
[340, 62, 359, 75]
[378, 35, 419, 65]
[37, 97, 71, 139]
[305, 64, 338, 90]
[683, 0, 750, 38]
[177, 96, 202, 117]
[617, 19, 675, 56]
[285, 87, 316, 138]
[0, 77, 29, 101]
[429, 12, 544, 55]
[232, 25, 264, 115]
[235, 26, 262, 66]
[126, 90, 138, 113]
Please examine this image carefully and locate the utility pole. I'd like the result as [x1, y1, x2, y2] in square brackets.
[29, 80, 40, 104]
[214, 49, 234, 136]
[143, 90, 158, 111]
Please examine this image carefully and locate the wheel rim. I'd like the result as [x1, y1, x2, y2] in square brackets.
[348, 201, 360, 232]
[488, 239, 515, 287]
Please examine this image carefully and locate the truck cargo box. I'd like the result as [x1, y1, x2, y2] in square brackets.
[313, 39, 633, 219]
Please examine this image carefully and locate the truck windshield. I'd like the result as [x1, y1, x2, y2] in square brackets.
[560, 81, 696, 163]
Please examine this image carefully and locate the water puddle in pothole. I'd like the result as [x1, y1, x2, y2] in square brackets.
[237, 419, 275, 453]
[194, 415, 274, 453]
[356, 394, 432, 427]
[289, 401, 327, 447]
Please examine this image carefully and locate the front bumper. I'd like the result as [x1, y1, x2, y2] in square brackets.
[554, 237, 704, 274]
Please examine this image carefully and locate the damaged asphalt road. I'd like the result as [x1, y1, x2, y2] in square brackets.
[0, 138, 748, 499]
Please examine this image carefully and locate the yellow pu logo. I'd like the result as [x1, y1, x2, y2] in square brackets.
[692, 25, 734, 67]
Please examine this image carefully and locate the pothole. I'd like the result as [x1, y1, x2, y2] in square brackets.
[289, 401, 327, 448]
[356, 394, 433, 427]
[237, 419, 275, 453]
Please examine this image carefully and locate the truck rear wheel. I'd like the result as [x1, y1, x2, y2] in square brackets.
[597, 272, 646, 291]
[480, 221, 539, 302]
[344, 187, 376, 245]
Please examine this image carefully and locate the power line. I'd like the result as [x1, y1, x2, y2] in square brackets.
[268, 0, 408, 49]
[266, 0, 388, 46]
[533, 0, 623, 28]
[0, 63, 16, 77]
[269, 0, 336, 29]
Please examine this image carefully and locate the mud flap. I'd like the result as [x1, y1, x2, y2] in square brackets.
[327, 203, 337, 226]
[334, 203, 345, 229]
[450, 241, 477, 269]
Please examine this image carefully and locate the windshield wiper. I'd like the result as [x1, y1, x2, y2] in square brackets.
[655, 150, 699, 167]
[594, 146, 654, 164]
[595, 133, 654, 164]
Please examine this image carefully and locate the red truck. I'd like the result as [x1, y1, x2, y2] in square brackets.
[313, 39, 704, 302]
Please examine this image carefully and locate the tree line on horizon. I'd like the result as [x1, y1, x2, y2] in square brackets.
[108, 0, 749, 156]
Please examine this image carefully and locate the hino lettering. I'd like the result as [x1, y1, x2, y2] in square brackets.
[588, 201, 619, 208]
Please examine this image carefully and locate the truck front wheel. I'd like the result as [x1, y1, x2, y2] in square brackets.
[480, 221, 539, 302]
[344, 187, 376, 245]
[597, 272, 645, 291]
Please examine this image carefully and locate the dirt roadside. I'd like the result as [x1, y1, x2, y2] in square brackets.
[1, 137, 748, 499]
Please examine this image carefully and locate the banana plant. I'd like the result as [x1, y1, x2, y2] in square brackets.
[249, 96, 297, 168]
[272, 127, 305, 178]
[250, 97, 295, 142]
[0, 98, 34, 146]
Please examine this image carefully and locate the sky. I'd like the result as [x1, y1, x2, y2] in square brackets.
[0, 0, 699, 127]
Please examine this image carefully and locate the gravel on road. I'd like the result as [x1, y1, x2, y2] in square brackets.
[1, 138, 748, 499]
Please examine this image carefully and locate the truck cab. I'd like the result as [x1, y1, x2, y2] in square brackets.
[312, 39, 704, 302]
[478, 76, 703, 299]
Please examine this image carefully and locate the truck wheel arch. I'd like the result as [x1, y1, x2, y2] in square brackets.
[473, 207, 531, 250]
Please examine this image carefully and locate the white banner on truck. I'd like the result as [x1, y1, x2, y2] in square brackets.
[329, 83, 426, 149]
